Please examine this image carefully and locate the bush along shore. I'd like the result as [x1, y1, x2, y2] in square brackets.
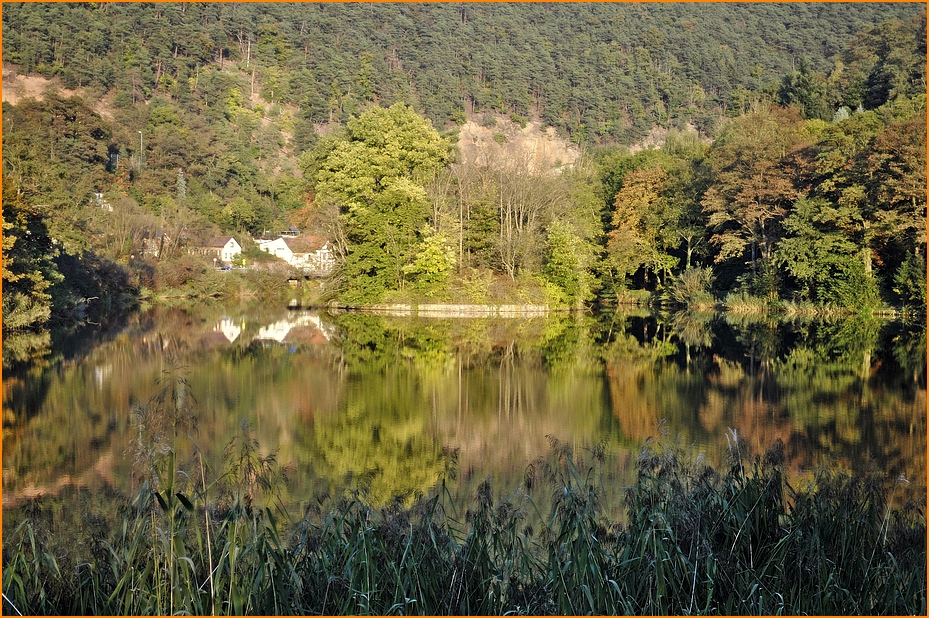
[3, 430, 924, 617]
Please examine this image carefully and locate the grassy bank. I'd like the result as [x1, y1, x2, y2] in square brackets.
[3, 436, 924, 616]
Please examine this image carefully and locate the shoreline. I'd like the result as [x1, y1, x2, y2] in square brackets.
[321, 301, 560, 318]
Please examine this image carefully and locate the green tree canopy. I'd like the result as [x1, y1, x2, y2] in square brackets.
[311, 103, 451, 302]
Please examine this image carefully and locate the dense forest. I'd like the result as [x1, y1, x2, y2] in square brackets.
[2, 3, 926, 362]
[2, 3, 924, 140]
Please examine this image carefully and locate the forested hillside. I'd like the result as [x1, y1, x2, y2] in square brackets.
[3, 3, 924, 142]
[2, 3, 925, 365]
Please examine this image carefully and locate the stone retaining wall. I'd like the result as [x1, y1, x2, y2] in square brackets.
[329, 303, 557, 317]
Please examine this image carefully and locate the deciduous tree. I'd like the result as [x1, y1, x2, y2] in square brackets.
[312, 103, 451, 302]
[701, 105, 808, 292]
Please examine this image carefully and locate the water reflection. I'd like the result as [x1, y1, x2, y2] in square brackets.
[207, 317, 241, 345]
[2, 305, 925, 514]
[254, 313, 332, 345]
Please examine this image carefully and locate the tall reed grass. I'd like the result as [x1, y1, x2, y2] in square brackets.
[3, 420, 924, 615]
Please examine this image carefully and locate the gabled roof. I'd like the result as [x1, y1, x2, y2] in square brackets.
[282, 326, 330, 345]
[305, 235, 330, 250]
[205, 235, 237, 248]
[283, 236, 329, 253]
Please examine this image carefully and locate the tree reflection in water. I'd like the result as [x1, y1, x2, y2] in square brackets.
[2, 304, 924, 516]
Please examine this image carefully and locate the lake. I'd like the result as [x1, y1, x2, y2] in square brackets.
[3, 303, 925, 521]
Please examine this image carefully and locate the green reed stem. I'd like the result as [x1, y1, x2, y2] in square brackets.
[3, 437, 924, 616]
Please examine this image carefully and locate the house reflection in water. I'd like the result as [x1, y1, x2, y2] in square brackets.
[200, 317, 242, 349]
[253, 312, 333, 346]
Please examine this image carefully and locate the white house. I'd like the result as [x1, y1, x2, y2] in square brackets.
[289, 235, 336, 273]
[258, 235, 335, 273]
[196, 236, 242, 263]
[257, 236, 292, 262]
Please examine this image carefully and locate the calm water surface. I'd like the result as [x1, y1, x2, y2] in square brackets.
[3, 303, 925, 518]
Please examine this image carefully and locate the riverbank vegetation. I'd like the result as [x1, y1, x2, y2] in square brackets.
[2, 4, 925, 365]
[3, 426, 924, 616]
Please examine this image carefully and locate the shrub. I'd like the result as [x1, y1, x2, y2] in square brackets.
[824, 263, 883, 309]
[403, 227, 457, 297]
[893, 250, 926, 311]
[666, 266, 715, 308]
[153, 255, 207, 290]
[614, 287, 652, 306]
[453, 268, 494, 303]
[724, 290, 769, 313]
